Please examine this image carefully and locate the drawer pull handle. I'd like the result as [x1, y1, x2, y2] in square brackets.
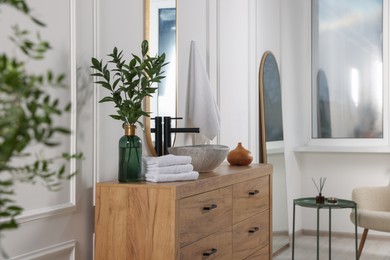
[248, 227, 260, 233]
[203, 204, 218, 211]
[203, 248, 218, 256]
[248, 190, 260, 196]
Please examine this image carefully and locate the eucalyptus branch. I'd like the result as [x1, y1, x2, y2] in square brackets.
[91, 40, 167, 127]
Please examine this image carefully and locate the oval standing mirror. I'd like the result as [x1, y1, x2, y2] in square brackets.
[144, 0, 177, 156]
[259, 51, 289, 255]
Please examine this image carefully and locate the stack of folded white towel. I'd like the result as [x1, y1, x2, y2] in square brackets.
[143, 154, 199, 183]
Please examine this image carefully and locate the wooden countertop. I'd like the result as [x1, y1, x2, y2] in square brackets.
[97, 163, 272, 199]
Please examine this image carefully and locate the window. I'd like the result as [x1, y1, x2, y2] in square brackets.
[312, 0, 383, 139]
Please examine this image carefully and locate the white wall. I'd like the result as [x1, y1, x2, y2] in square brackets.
[176, 0, 208, 140]
[95, 0, 145, 182]
[280, 0, 310, 234]
[175, 0, 252, 152]
[298, 153, 390, 233]
[218, 0, 252, 151]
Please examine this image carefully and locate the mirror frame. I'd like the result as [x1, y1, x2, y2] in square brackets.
[258, 51, 270, 164]
[143, 0, 157, 156]
[259, 50, 290, 255]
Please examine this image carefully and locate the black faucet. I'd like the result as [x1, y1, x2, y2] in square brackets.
[151, 116, 199, 156]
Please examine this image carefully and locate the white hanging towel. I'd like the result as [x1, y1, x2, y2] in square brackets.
[185, 41, 220, 144]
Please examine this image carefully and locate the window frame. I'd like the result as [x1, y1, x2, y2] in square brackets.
[303, 0, 390, 152]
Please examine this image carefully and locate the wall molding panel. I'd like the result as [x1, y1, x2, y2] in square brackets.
[11, 202, 76, 224]
[0, 0, 78, 226]
[10, 240, 76, 260]
[92, 0, 100, 206]
[69, 0, 78, 201]
[248, 0, 259, 161]
[207, 0, 221, 145]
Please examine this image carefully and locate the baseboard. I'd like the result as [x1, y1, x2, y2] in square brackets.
[273, 230, 289, 236]
[272, 244, 290, 257]
[300, 229, 390, 240]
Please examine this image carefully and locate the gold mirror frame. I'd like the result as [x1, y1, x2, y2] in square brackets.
[143, 0, 178, 156]
[259, 51, 290, 255]
[258, 51, 269, 164]
[143, 0, 157, 156]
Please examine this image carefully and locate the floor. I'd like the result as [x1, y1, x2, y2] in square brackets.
[273, 234, 390, 260]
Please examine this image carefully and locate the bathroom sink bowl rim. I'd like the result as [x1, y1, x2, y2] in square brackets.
[168, 144, 229, 173]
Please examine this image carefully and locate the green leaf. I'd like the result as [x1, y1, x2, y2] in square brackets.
[7, 206, 23, 212]
[112, 78, 121, 90]
[91, 72, 104, 77]
[58, 165, 65, 176]
[91, 58, 101, 70]
[99, 96, 114, 103]
[53, 127, 71, 134]
[95, 81, 112, 91]
[0, 219, 19, 230]
[109, 115, 123, 120]
[0, 181, 13, 187]
[141, 40, 149, 56]
[43, 141, 60, 147]
[64, 103, 72, 112]
[30, 17, 46, 27]
[104, 69, 110, 81]
[129, 58, 137, 68]
[0, 212, 12, 218]
[57, 74, 65, 84]
[132, 54, 141, 64]
[146, 87, 158, 93]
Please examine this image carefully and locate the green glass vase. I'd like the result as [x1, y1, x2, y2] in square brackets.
[118, 124, 142, 182]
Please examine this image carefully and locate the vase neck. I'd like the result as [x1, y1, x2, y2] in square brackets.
[124, 124, 136, 136]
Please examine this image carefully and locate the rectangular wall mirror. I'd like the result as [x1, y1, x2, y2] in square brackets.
[147, 0, 177, 117]
[144, 0, 177, 155]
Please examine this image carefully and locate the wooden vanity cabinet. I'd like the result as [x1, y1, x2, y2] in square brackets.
[94, 163, 272, 260]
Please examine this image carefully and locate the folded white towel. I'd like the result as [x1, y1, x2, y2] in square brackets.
[143, 154, 192, 167]
[145, 164, 194, 175]
[146, 171, 199, 183]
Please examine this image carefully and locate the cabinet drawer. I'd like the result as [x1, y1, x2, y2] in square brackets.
[244, 245, 269, 260]
[233, 176, 269, 223]
[179, 186, 232, 247]
[233, 210, 270, 260]
[180, 226, 232, 260]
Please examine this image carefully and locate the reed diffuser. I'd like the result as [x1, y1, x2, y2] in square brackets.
[312, 177, 327, 204]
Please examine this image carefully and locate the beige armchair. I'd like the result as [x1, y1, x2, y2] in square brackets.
[350, 185, 390, 258]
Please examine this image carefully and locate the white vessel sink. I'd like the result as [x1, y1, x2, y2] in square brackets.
[168, 144, 229, 172]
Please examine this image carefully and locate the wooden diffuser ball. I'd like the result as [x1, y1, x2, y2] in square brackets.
[227, 142, 253, 166]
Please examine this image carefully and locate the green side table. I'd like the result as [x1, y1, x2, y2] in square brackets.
[292, 197, 358, 260]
